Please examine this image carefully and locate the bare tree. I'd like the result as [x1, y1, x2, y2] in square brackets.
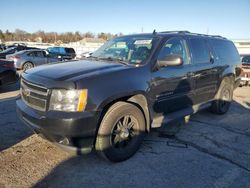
[0, 29, 119, 43]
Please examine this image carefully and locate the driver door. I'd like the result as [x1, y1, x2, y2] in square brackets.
[149, 37, 196, 119]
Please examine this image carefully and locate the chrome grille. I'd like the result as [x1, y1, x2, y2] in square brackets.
[21, 79, 49, 111]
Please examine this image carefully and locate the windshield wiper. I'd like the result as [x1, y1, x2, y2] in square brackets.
[87, 55, 99, 61]
[98, 57, 129, 65]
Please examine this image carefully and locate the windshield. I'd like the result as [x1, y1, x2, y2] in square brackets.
[91, 36, 156, 65]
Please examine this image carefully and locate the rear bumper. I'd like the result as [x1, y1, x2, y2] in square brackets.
[16, 99, 100, 154]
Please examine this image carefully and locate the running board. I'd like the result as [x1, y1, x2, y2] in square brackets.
[151, 102, 211, 128]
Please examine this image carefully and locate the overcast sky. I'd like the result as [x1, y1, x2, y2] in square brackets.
[0, 0, 249, 39]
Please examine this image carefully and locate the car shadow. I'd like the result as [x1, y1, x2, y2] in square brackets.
[190, 99, 250, 132]
[0, 81, 20, 92]
[0, 81, 20, 102]
[0, 97, 32, 152]
[33, 97, 250, 187]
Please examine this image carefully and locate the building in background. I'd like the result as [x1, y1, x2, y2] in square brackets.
[233, 39, 250, 55]
[68, 38, 105, 55]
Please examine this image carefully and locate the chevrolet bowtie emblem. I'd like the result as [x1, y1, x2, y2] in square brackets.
[23, 88, 31, 97]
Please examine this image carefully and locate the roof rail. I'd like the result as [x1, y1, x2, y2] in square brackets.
[184, 32, 226, 39]
[161, 31, 191, 33]
[159, 31, 227, 39]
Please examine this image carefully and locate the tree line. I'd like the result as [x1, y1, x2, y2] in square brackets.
[0, 29, 123, 43]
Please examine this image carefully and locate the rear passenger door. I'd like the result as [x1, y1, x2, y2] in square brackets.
[187, 37, 219, 104]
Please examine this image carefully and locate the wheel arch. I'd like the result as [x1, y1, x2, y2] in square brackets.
[215, 74, 235, 99]
[97, 93, 151, 134]
[219, 73, 235, 86]
[22, 61, 34, 70]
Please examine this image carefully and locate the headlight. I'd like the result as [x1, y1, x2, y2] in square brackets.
[49, 89, 88, 112]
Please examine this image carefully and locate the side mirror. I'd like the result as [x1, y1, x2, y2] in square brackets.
[157, 54, 183, 68]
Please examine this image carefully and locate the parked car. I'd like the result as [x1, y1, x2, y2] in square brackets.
[17, 31, 241, 162]
[0, 44, 6, 52]
[0, 59, 19, 86]
[240, 55, 250, 86]
[0, 45, 37, 59]
[5, 43, 26, 49]
[47, 47, 76, 60]
[6, 49, 62, 71]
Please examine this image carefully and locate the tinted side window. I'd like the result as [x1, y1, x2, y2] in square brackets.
[48, 47, 60, 53]
[57, 47, 64, 54]
[65, 48, 75, 53]
[35, 51, 44, 57]
[158, 37, 189, 64]
[210, 39, 239, 61]
[27, 52, 35, 57]
[189, 38, 210, 64]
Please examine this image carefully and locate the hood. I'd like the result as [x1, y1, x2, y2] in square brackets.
[25, 60, 130, 82]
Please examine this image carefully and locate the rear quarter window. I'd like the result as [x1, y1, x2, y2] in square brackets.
[210, 39, 239, 62]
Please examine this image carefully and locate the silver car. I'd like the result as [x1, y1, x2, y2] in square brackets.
[6, 49, 61, 71]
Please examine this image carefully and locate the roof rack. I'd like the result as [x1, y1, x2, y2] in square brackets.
[159, 31, 190, 34]
[187, 32, 226, 39]
[158, 31, 226, 39]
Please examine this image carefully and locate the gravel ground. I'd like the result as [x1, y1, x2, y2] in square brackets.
[0, 82, 250, 188]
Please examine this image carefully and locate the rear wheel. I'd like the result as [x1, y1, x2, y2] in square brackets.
[211, 79, 233, 114]
[22, 62, 33, 71]
[95, 102, 145, 162]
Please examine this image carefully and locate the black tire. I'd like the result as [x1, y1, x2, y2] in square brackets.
[211, 78, 233, 114]
[95, 101, 145, 162]
[22, 62, 34, 71]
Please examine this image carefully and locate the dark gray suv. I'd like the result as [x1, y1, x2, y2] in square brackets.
[17, 31, 241, 162]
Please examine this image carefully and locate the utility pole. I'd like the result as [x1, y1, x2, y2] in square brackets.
[54, 33, 57, 43]
[206, 28, 209, 35]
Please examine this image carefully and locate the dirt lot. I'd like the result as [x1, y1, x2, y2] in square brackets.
[0, 82, 250, 188]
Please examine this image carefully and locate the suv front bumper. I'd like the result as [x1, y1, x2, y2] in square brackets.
[16, 99, 100, 154]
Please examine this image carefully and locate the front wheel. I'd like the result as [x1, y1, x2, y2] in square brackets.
[95, 102, 145, 162]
